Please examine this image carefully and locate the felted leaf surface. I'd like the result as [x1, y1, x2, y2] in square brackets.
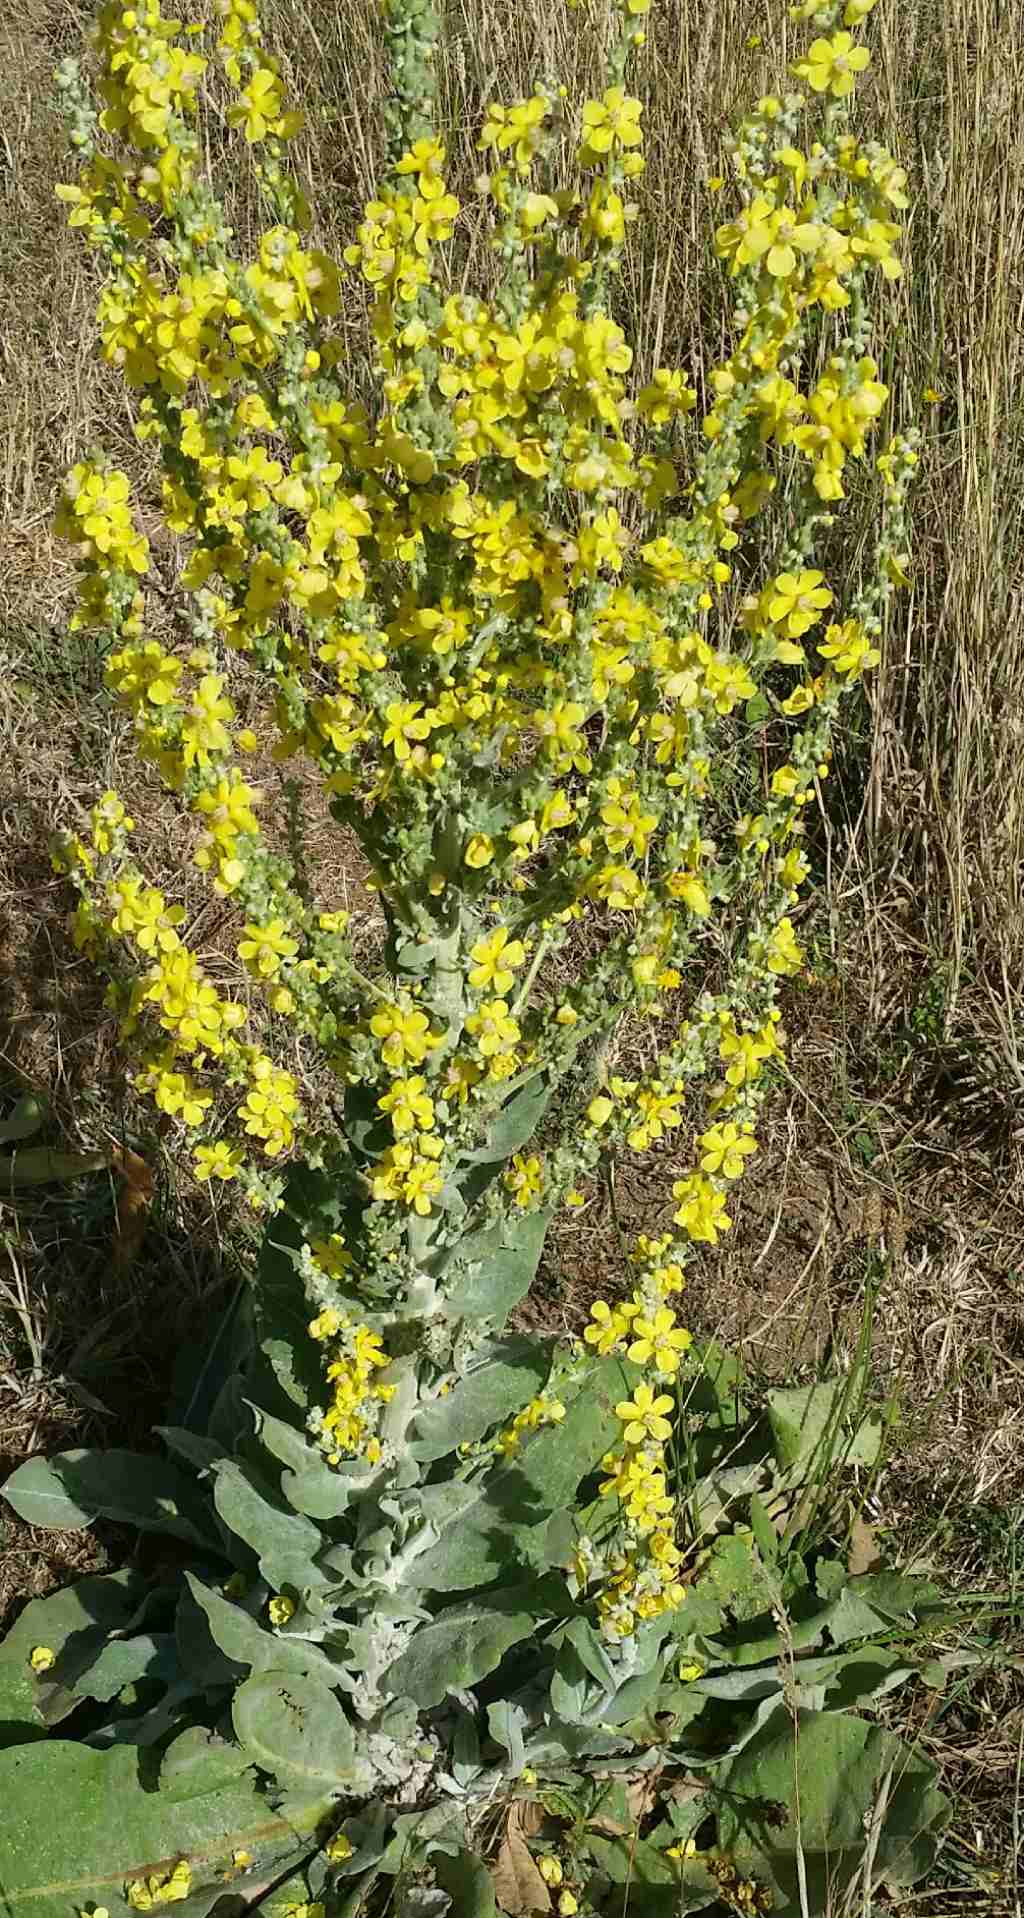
[410, 1356, 634, 1592]
[0, 1740, 323, 1918]
[248, 1406, 354, 1520]
[767, 1381, 881, 1471]
[384, 1601, 535, 1708]
[212, 1460, 329, 1591]
[0, 1569, 147, 1743]
[443, 1209, 551, 1321]
[159, 1726, 253, 1801]
[232, 1668, 356, 1788]
[3, 1450, 215, 1546]
[409, 1336, 550, 1462]
[716, 1705, 951, 1912]
[184, 1576, 337, 1682]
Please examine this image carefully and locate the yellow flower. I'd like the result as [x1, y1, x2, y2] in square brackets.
[238, 917, 299, 981]
[766, 569, 833, 638]
[793, 31, 871, 98]
[378, 1075, 435, 1134]
[580, 88, 644, 162]
[369, 1002, 441, 1069]
[586, 1301, 633, 1358]
[29, 1645, 56, 1674]
[268, 1594, 296, 1625]
[464, 833, 495, 869]
[626, 1308, 692, 1375]
[504, 1153, 543, 1207]
[538, 1857, 563, 1887]
[615, 1382, 675, 1445]
[325, 1832, 354, 1863]
[699, 1122, 758, 1180]
[194, 1140, 243, 1182]
[469, 926, 527, 994]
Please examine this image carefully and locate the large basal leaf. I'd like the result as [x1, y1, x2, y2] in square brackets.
[159, 1726, 253, 1801]
[409, 1356, 636, 1593]
[0, 1740, 327, 1918]
[75, 1632, 180, 1705]
[442, 1210, 551, 1322]
[0, 1569, 148, 1745]
[409, 1336, 551, 1463]
[384, 1599, 536, 1708]
[766, 1380, 882, 1473]
[232, 1667, 357, 1789]
[211, 1459, 330, 1593]
[715, 1705, 951, 1913]
[3, 1450, 216, 1547]
[434, 1848, 498, 1918]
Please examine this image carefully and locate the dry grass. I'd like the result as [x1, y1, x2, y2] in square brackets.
[3, 0, 1024, 1899]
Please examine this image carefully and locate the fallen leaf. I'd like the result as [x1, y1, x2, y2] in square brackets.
[110, 1147, 155, 1271]
[847, 1514, 883, 1576]
[491, 1820, 551, 1916]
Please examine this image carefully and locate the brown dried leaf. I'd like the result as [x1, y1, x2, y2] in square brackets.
[847, 1514, 883, 1576]
[491, 1821, 551, 1916]
[110, 1147, 155, 1271]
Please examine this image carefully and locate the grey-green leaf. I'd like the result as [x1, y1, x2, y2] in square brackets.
[409, 1355, 635, 1593]
[248, 1407, 354, 1521]
[232, 1668, 356, 1789]
[767, 1381, 882, 1473]
[3, 1449, 215, 1546]
[184, 1576, 336, 1682]
[442, 1210, 551, 1321]
[0, 1739, 327, 1918]
[385, 1602, 535, 1709]
[716, 1706, 951, 1912]
[409, 1336, 550, 1463]
[160, 1726, 253, 1801]
[212, 1460, 329, 1591]
[0, 1570, 147, 1743]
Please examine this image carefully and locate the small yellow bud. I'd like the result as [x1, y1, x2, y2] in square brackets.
[538, 1857, 563, 1887]
[29, 1646, 56, 1674]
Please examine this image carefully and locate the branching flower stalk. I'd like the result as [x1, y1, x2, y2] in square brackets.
[51, 0, 915, 1657]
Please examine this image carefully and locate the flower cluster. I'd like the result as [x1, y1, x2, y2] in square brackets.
[51, 0, 915, 1645]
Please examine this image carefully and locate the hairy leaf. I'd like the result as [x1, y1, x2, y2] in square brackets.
[385, 1601, 535, 1708]
[3, 1450, 216, 1547]
[0, 1740, 326, 1917]
[434, 1847, 499, 1918]
[211, 1460, 330, 1592]
[443, 1210, 551, 1322]
[715, 1706, 951, 1912]
[767, 1381, 881, 1473]
[410, 1357, 634, 1592]
[159, 1726, 253, 1801]
[232, 1668, 356, 1789]
[0, 1570, 147, 1744]
[409, 1336, 550, 1463]
[184, 1576, 336, 1682]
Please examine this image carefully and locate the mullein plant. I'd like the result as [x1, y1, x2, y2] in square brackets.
[0, 2, 956, 1907]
